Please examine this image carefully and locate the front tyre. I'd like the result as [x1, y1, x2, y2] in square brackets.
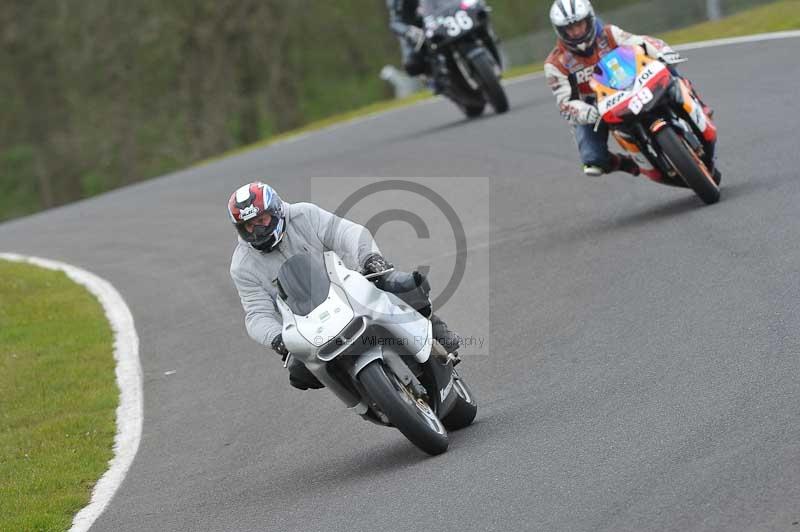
[470, 50, 509, 114]
[359, 360, 449, 455]
[654, 127, 720, 205]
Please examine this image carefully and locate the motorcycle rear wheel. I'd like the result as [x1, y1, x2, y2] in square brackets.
[442, 374, 477, 430]
[654, 127, 720, 205]
[359, 360, 449, 455]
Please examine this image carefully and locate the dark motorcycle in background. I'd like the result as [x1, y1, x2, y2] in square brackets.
[420, 0, 509, 117]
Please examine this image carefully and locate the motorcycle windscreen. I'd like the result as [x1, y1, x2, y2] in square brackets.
[420, 0, 463, 16]
[594, 47, 637, 91]
[276, 253, 331, 317]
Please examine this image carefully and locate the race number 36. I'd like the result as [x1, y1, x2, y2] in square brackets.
[628, 87, 654, 115]
[442, 11, 475, 36]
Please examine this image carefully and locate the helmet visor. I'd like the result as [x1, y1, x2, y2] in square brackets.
[555, 13, 597, 52]
[236, 212, 280, 248]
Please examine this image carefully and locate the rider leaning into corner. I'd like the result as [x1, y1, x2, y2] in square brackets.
[386, 0, 438, 85]
[544, 0, 717, 179]
[228, 182, 462, 390]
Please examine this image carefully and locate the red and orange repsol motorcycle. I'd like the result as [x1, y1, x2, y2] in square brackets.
[591, 45, 721, 204]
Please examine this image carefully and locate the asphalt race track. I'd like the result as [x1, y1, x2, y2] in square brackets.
[2, 39, 799, 532]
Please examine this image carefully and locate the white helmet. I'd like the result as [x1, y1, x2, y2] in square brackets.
[550, 0, 598, 55]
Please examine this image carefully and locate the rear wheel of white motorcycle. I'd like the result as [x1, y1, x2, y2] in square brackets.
[359, 360, 449, 455]
[442, 373, 477, 431]
[654, 127, 720, 205]
[471, 50, 509, 114]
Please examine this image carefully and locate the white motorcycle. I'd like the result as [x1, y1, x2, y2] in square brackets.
[276, 251, 477, 455]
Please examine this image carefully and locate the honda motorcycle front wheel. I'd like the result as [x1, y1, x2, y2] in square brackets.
[655, 126, 720, 205]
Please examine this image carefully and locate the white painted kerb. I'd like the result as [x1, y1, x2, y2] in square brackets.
[0, 253, 143, 532]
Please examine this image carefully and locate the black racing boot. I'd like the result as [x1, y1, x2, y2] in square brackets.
[712, 167, 722, 185]
[431, 313, 462, 365]
[287, 357, 324, 390]
[611, 154, 641, 176]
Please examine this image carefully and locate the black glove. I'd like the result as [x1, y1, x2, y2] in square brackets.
[362, 253, 393, 275]
[271, 334, 289, 359]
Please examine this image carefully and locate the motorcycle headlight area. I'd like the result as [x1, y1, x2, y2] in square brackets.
[317, 317, 368, 361]
[289, 283, 356, 348]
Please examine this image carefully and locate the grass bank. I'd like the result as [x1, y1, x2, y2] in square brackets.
[0, 260, 117, 531]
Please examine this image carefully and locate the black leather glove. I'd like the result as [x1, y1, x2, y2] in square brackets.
[362, 253, 393, 275]
[271, 334, 289, 359]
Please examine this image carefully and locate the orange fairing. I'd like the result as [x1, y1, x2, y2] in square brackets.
[679, 78, 718, 143]
[592, 46, 672, 124]
[612, 131, 640, 153]
[679, 79, 696, 116]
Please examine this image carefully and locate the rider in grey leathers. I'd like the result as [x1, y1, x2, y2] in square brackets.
[228, 181, 461, 390]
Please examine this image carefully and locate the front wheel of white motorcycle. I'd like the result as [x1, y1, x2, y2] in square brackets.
[359, 360, 449, 455]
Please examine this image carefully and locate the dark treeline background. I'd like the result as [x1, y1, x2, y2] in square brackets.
[0, 0, 635, 221]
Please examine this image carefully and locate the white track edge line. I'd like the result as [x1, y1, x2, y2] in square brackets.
[0, 253, 143, 532]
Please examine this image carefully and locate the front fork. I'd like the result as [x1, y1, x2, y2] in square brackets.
[616, 90, 717, 184]
[421, 346, 459, 416]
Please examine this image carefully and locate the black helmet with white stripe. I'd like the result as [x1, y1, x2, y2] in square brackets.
[550, 0, 597, 55]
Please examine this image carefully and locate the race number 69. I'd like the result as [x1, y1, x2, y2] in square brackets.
[628, 87, 654, 115]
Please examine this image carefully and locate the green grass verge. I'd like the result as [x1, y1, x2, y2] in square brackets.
[502, 0, 800, 79]
[0, 260, 117, 532]
[659, 0, 800, 43]
[200, 0, 798, 165]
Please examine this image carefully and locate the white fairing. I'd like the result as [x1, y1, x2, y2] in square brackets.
[280, 285, 354, 348]
[277, 251, 433, 364]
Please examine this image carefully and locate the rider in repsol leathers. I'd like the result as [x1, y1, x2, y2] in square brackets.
[228, 182, 461, 390]
[544, 0, 716, 179]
